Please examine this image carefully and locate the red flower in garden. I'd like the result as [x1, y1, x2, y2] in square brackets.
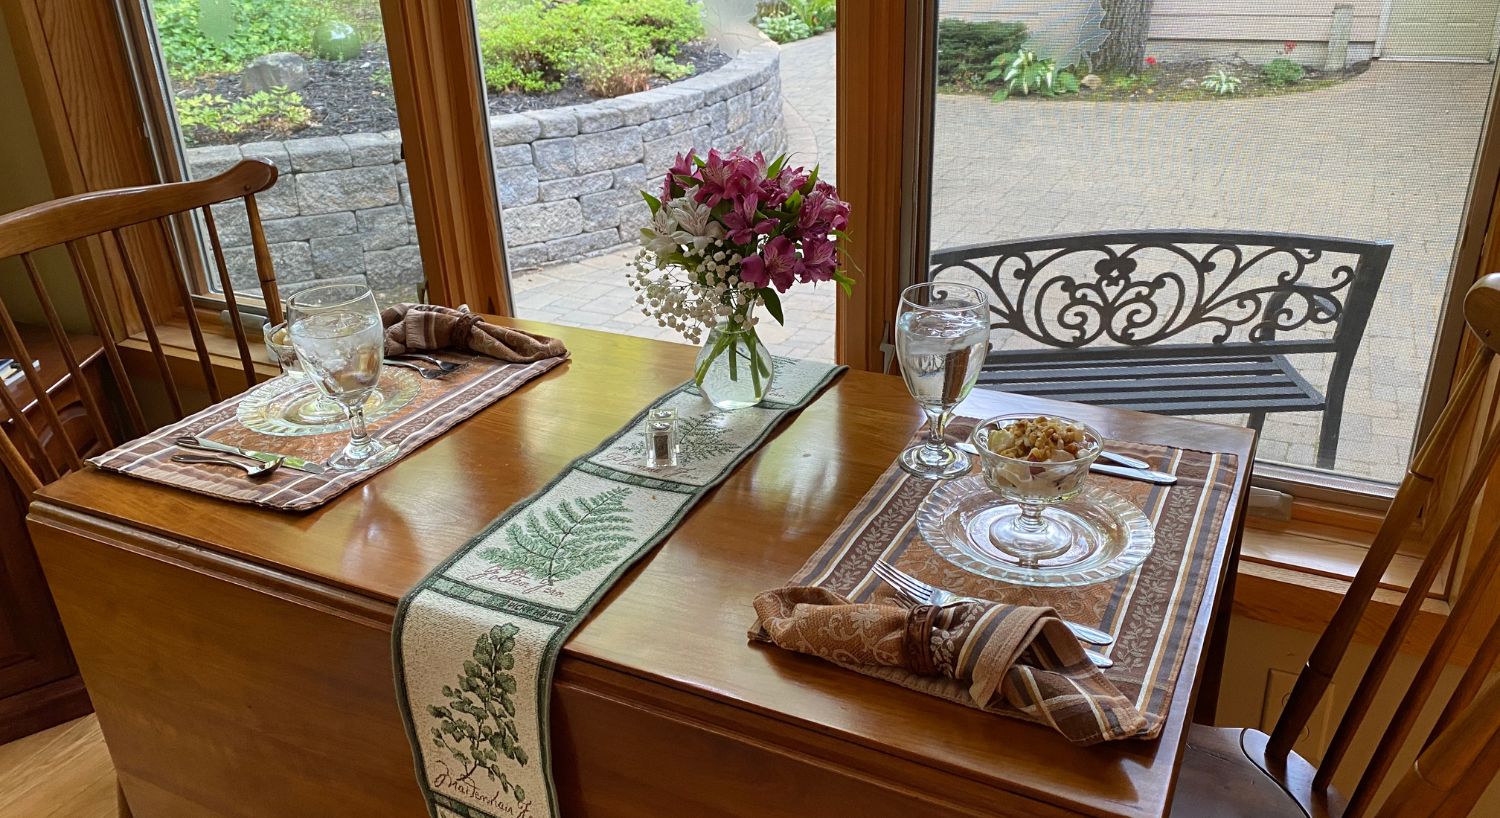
[1145, 56, 1157, 67]
[1285, 41, 1297, 53]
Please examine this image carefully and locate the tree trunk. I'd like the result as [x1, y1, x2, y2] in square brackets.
[1096, 0, 1155, 73]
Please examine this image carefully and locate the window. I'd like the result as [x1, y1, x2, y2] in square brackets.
[920, 0, 1500, 497]
[478, 0, 841, 360]
[132, 0, 425, 308]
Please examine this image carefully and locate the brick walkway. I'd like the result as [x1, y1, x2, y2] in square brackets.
[512, 32, 1494, 482]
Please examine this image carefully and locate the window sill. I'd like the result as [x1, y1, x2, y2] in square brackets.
[1235, 514, 1454, 660]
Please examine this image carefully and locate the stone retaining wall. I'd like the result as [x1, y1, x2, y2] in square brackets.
[188, 47, 784, 299]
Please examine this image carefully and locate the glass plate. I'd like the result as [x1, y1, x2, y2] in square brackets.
[915, 476, 1155, 587]
[236, 368, 422, 437]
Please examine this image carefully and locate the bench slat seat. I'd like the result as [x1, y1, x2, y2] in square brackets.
[978, 351, 1325, 416]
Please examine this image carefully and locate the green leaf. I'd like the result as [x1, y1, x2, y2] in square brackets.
[757, 288, 785, 325]
[640, 190, 661, 214]
[833, 269, 856, 296]
[766, 154, 786, 177]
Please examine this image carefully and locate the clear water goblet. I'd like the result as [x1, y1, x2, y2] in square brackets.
[895, 281, 991, 479]
[286, 284, 397, 472]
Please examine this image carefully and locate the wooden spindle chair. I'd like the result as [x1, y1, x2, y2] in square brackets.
[0, 159, 283, 499]
[1171, 273, 1500, 817]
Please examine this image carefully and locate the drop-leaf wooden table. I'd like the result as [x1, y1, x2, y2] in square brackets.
[25, 320, 1254, 818]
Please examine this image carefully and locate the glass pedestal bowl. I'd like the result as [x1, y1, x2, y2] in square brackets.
[971, 414, 1103, 566]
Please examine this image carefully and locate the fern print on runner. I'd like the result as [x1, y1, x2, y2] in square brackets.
[428, 625, 530, 806]
[479, 487, 635, 585]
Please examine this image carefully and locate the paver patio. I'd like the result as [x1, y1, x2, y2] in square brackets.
[512, 31, 1494, 483]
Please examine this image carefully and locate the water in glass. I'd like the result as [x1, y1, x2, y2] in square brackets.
[290, 311, 384, 402]
[895, 282, 990, 478]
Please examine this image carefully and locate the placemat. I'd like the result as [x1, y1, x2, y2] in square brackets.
[87, 355, 566, 511]
[751, 422, 1240, 740]
[393, 358, 845, 818]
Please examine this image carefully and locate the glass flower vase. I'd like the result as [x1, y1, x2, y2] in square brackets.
[694, 320, 774, 410]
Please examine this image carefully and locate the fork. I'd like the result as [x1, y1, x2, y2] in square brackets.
[171, 453, 283, 479]
[383, 359, 448, 380]
[391, 352, 465, 374]
[872, 561, 1116, 664]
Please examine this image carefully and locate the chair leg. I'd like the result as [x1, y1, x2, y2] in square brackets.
[1246, 411, 1267, 433]
[117, 782, 132, 817]
[1316, 406, 1343, 470]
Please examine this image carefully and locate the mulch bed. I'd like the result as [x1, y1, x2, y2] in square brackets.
[943, 58, 1371, 104]
[179, 41, 730, 147]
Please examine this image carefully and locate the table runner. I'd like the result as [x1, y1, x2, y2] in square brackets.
[751, 423, 1239, 740]
[394, 358, 844, 818]
[88, 356, 565, 511]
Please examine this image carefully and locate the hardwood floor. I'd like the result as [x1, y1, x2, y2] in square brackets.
[0, 715, 117, 817]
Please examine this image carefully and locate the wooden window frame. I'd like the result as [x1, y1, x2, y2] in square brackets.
[7, 0, 515, 340]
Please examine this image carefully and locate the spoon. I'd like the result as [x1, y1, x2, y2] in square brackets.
[171, 453, 283, 479]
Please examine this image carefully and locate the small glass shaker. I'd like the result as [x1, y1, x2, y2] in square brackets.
[262, 321, 305, 378]
[644, 407, 678, 468]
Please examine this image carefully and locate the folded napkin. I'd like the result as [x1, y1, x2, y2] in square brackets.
[381, 303, 567, 363]
[752, 587, 1149, 745]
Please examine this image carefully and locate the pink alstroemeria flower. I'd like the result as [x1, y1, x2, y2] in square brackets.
[723, 195, 774, 245]
[695, 149, 759, 207]
[661, 152, 697, 200]
[762, 166, 808, 209]
[798, 236, 838, 283]
[739, 235, 802, 292]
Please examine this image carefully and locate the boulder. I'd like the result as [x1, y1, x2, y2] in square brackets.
[242, 52, 309, 94]
[1080, 74, 1102, 90]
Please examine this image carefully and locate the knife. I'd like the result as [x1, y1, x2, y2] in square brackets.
[1089, 462, 1178, 485]
[175, 436, 327, 475]
[951, 440, 1176, 485]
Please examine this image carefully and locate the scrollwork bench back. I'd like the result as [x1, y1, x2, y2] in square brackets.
[929, 230, 1392, 469]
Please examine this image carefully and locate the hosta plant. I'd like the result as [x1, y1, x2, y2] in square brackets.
[1201, 69, 1243, 96]
[987, 50, 1079, 100]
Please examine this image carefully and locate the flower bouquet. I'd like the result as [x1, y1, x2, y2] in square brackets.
[631, 148, 853, 409]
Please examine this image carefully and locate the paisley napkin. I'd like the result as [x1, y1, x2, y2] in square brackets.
[381, 303, 567, 362]
[752, 586, 1149, 745]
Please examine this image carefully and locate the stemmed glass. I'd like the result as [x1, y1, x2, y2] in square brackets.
[286, 283, 397, 472]
[895, 281, 991, 479]
[971, 414, 1104, 565]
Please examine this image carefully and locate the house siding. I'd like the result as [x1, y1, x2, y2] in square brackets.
[941, 0, 1384, 64]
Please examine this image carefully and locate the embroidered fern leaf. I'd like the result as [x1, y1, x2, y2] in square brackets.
[428, 624, 528, 802]
[479, 487, 636, 585]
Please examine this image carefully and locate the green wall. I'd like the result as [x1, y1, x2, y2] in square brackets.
[0, 12, 85, 332]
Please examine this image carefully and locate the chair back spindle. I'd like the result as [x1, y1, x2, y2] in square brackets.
[1259, 273, 1500, 817]
[0, 159, 283, 495]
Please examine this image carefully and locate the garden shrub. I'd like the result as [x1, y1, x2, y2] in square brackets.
[155, 0, 321, 82]
[755, 0, 834, 42]
[757, 13, 812, 44]
[578, 49, 655, 97]
[474, 0, 705, 95]
[1262, 57, 1305, 87]
[176, 87, 312, 140]
[937, 19, 1028, 89]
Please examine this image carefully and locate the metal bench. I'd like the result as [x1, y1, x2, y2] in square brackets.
[928, 230, 1391, 469]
